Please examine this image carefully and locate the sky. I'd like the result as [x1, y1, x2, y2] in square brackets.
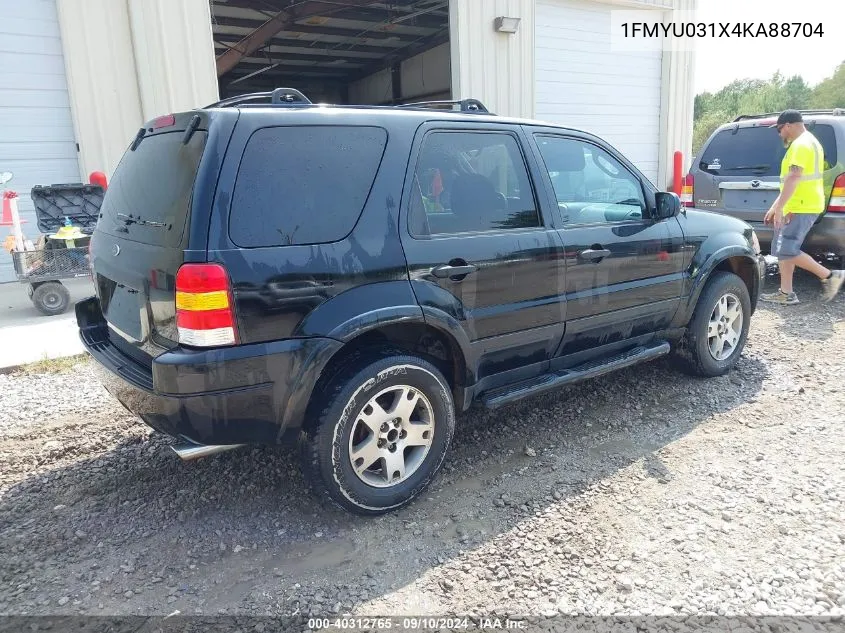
[691, 0, 844, 94]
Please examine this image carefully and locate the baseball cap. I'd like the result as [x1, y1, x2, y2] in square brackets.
[769, 109, 803, 128]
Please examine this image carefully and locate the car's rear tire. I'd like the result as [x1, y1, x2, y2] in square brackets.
[673, 271, 751, 377]
[301, 352, 456, 515]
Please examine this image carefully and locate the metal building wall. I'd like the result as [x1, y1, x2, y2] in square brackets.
[449, 0, 696, 189]
[449, 0, 536, 119]
[56, 0, 219, 180]
[657, 0, 697, 190]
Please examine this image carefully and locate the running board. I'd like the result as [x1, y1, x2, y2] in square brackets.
[481, 341, 671, 410]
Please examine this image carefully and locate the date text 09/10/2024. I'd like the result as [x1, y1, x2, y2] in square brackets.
[307, 617, 528, 630]
[621, 22, 825, 38]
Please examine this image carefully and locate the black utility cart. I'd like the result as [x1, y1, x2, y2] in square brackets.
[10, 183, 102, 316]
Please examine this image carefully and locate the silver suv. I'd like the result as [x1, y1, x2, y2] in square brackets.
[684, 109, 845, 265]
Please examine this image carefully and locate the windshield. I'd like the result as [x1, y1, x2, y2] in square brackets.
[99, 130, 207, 248]
[699, 124, 838, 177]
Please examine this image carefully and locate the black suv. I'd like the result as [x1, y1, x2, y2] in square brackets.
[77, 88, 765, 515]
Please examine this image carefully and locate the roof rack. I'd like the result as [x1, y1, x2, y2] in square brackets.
[203, 89, 493, 115]
[204, 87, 313, 109]
[733, 108, 844, 121]
[395, 98, 491, 114]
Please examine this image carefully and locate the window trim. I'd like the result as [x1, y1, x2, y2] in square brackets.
[406, 128, 545, 240]
[533, 133, 650, 229]
[227, 123, 389, 249]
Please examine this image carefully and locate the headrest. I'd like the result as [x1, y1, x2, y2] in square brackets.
[538, 139, 585, 172]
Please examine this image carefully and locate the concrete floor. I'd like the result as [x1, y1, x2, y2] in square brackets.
[0, 278, 94, 368]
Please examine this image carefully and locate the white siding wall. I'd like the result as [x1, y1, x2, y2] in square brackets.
[55, 0, 142, 189]
[0, 0, 81, 282]
[56, 0, 219, 181]
[657, 0, 696, 186]
[444, 0, 695, 188]
[535, 0, 665, 184]
[127, 0, 220, 121]
[449, 0, 536, 119]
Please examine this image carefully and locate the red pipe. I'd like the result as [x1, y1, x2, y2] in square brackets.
[672, 151, 683, 195]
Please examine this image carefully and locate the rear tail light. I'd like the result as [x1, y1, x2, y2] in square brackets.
[681, 174, 694, 207]
[175, 263, 238, 347]
[828, 173, 845, 213]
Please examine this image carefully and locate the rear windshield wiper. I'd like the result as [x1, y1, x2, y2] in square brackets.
[117, 213, 169, 228]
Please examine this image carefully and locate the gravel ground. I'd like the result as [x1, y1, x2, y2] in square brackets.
[1, 271, 845, 629]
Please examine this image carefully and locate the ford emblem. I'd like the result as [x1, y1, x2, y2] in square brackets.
[112, 244, 120, 256]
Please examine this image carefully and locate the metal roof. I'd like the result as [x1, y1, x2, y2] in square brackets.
[210, 0, 449, 99]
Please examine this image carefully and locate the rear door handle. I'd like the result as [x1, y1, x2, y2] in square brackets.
[578, 248, 611, 261]
[432, 264, 478, 279]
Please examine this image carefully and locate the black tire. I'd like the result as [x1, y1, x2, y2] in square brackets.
[31, 282, 70, 316]
[302, 352, 456, 516]
[673, 271, 751, 377]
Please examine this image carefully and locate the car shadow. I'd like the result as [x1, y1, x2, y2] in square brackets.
[0, 352, 770, 616]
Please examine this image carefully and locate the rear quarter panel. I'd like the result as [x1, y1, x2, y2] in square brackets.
[204, 109, 422, 345]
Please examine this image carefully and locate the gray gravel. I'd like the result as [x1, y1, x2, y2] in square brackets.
[1, 271, 845, 626]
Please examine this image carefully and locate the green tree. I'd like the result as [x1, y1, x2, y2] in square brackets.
[692, 109, 730, 156]
[810, 61, 845, 108]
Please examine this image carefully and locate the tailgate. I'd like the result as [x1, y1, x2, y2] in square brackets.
[91, 113, 210, 359]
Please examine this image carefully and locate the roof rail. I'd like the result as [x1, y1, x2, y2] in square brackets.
[202, 90, 494, 115]
[396, 98, 492, 114]
[204, 87, 312, 109]
[733, 108, 845, 121]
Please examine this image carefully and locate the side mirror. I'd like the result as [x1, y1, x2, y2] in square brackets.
[655, 191, 681, 220]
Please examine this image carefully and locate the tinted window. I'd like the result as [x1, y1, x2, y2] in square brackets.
[408, 131, 540, 237]
[699, 124, 838, 177]
[230, 126, 387, 247]
[535, 135, 646, 225]
[100, 130, 207, 247]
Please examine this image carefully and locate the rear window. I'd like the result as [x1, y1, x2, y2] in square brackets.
[101, 130, 207, 247]
[229, 126, 388, 248]
[699, 124, 838, 177]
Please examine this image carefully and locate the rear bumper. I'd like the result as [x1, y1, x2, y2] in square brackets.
[749, 214, 845, 257]
[76, 296, 342, 446]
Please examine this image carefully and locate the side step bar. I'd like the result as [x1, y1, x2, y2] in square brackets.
[481, 341, 671, 409]
[170, 439, 245, 461]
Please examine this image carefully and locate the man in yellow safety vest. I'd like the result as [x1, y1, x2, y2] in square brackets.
[762, 110, 845, 305]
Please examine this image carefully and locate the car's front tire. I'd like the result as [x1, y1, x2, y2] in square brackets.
[302, 352, 456, 515]
[674, 271, 751, 377]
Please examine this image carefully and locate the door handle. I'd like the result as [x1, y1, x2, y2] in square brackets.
[578, 248, 611, 262]
[431, 264, 478, 279]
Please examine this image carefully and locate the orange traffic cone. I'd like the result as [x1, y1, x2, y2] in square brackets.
[0, 191, 26, 226]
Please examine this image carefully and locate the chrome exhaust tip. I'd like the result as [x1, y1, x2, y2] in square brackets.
[170, 440, 245, 461]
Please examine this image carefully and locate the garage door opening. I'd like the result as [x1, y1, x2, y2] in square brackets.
[210, 1, 451, 107]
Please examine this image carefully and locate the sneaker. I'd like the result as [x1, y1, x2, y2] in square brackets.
[821, 269, 845, 302]
[761, 289, 800, 305]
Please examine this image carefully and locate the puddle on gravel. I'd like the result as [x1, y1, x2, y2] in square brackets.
[587, 437, 663, 459]
[270, 538, 360, 575]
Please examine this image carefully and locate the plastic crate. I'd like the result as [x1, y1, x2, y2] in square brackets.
[30, 183, 103, 234]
